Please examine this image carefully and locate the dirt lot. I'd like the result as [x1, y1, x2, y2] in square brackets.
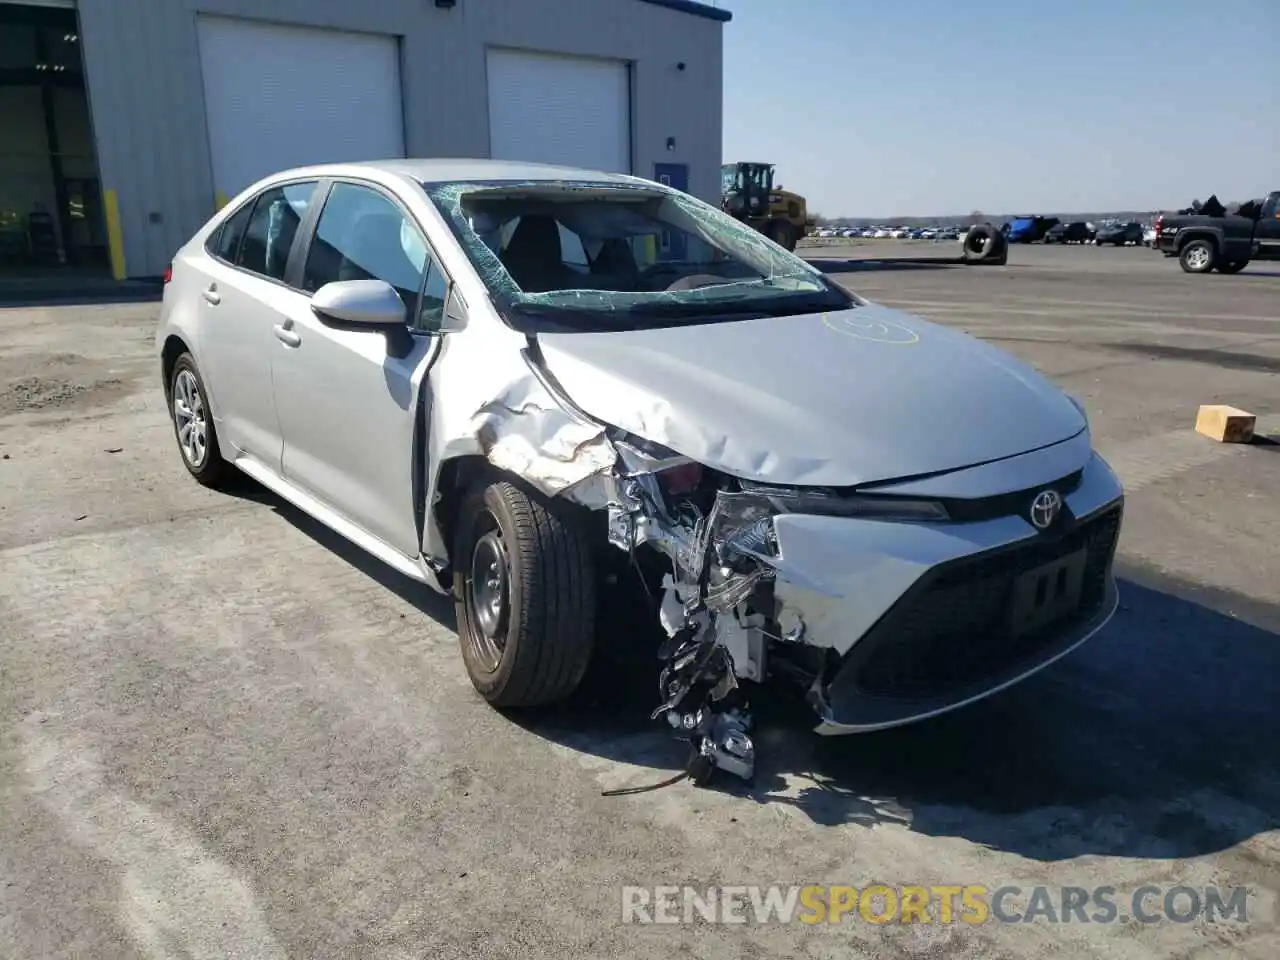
[2, 244, 1278, 959]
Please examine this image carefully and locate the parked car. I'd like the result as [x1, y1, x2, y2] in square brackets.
[1155, 191, 1280, 273]
[157, 159, 1124, 785]
[1043, 221, 1093, 244]
[1094, 221, 1144, 246]
[1003, 215, 1060, 243]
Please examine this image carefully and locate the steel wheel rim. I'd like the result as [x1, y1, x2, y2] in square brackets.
[1186, 246, 1209, 269]
[173, 369, 208, 467]
[468, 523, 509, 671]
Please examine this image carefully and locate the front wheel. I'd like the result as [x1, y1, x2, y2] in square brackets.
[766, 221, 796, 251]
[453, 480, 596, 707]
[1216, 260, 1248, 274]
[1179, 239, 1216, 273]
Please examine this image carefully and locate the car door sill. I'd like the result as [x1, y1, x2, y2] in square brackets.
[233, 455, 441, 589]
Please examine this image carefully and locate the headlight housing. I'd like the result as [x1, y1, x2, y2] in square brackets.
[715, 482, 949, 560]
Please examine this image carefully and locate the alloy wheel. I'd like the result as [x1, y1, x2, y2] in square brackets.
[172, 369, 208, 468]
[1185, 246, 1209, 270]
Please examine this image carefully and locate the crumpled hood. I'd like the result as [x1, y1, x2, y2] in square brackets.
[536, 303, 1086, 487]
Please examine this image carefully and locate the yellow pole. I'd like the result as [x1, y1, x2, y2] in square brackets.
[214, 191, 228, 212]
[103, 189, 126, 281]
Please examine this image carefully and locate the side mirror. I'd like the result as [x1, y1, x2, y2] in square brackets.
[311, 279, 406, 328]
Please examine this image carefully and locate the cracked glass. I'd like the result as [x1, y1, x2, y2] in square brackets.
[423, 180, 849, 329]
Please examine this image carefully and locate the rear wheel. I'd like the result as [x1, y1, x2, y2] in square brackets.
[1216, 260, 1248, 274]
[1179, 239, 1216, 273]
[169, 353, 231, 487]
[453, 480, 596, 707]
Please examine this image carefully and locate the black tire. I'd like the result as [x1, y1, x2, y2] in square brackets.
[963, 223, 995, 258]
[1216, 260, 1248, 274]
[1179, 239, 1216, 274]
[766, 221, 796, 251]
[962, 222, 1007, 263]
[168, 352, 232, 487]
[453, 480, 596, 708]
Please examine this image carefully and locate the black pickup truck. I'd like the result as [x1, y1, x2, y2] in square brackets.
[1155, 191, 1280, 273]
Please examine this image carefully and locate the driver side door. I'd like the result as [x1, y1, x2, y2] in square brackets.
[270, 180, 449, 559]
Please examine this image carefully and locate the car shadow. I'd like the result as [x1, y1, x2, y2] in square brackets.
[218, 474, 1278, 861]
[518, 560, 1280, 862]
[224, 475, 457, 629]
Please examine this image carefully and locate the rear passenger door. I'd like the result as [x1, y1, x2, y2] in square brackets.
[197, 180, 318, 465]
[271, 180, 448, 558]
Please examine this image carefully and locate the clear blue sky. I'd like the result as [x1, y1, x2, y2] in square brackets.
[716, 0, 1279, 218]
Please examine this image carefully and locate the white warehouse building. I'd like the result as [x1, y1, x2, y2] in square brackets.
[0, 0, 729, 281]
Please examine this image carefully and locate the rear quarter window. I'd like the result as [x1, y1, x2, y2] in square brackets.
[209, 202, 253, 262]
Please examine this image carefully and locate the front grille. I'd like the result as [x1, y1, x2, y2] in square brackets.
[842, 506, 1122, 700]
[845, 470, 1084, 524]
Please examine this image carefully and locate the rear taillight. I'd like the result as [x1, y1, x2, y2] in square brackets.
[1154, 215, 1163, 238]
[162, 263, 173, 284]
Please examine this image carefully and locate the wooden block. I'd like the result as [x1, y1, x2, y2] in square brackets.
[1195, 404, 1256, 443]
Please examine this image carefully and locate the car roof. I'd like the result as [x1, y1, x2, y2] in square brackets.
[262, 158, 655, 188]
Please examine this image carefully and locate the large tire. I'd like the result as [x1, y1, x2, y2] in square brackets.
[766, 220, 796, 251]
[168, 352, 232, 487]
[1216, 260, 1248, 274]
[453, 480, 596, 708]
[962, 222, 1007, 264]
[1179, 239, 1216, 273]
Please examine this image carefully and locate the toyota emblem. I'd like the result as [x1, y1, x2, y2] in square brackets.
[1029, 489, 1063, 530]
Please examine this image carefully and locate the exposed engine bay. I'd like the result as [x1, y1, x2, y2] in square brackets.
[592, 431, 823, 786]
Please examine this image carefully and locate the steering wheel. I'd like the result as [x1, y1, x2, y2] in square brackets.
[664, 274, 731, 291]
[638, 262, 683, 282]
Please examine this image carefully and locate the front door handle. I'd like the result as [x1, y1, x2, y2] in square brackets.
[202, 286, 221, 305]
[273, 323, 301, 348]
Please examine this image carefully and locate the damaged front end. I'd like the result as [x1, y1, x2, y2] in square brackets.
[585, 434, 835, 786]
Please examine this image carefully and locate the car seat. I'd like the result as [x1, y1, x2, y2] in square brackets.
[499, 215, 570, 292]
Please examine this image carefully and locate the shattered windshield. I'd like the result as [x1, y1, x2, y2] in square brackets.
[423, 180, 851, 330]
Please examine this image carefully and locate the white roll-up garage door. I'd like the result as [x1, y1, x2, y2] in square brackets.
[197, 17, 405, 202]
[486, 49, 631, 174]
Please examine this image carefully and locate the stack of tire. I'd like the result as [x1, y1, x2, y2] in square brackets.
[960, 222, 1008, 266]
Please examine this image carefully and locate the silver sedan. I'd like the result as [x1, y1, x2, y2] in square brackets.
[157, 159, 1124, 784]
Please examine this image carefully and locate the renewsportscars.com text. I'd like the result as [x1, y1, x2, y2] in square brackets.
[621, 884, 1251, 925]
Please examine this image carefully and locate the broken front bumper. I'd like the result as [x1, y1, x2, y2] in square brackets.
[766, 451, 1124, 734]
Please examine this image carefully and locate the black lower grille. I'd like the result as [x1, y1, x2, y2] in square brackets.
[843, 506, 1122, 700]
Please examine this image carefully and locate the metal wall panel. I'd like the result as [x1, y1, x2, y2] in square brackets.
[76, 0, 725, 278]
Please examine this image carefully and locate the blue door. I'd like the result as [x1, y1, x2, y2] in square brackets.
[653, 163, 689, 260]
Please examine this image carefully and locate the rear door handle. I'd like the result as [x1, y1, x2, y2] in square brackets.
[202, 287, 221, 305]
[273, 324, 301, 348]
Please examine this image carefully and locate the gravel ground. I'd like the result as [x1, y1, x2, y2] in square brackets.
[1, 244, 1278, 959]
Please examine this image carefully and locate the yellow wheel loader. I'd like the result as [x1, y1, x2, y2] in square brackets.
[720, 162, 815, 252]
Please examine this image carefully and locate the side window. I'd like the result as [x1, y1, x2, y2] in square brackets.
[303, 182, 429, 325]
[235, 182, 317, 281]
[210, 202, 252, 263]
